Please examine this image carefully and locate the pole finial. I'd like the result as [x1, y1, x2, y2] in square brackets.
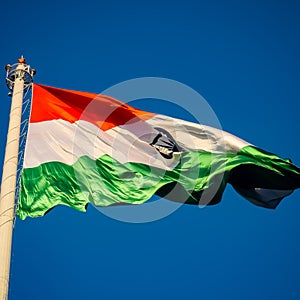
[5, 58, 35, 92]
[18, 56, 26, 64]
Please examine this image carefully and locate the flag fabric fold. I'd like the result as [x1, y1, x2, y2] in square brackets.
[17, 84, 300, 219]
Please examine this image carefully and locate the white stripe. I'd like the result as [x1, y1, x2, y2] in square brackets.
[23, 119, 180, 169]
[147, 115, 250, 152]
[23, 117, 250, 169]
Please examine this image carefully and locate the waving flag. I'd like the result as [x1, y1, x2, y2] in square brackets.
[17, 84, 300, 219]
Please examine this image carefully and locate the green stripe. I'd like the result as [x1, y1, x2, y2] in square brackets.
[17, 146, 300, 219]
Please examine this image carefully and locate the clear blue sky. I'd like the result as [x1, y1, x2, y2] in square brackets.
[1, 0, 300, 299]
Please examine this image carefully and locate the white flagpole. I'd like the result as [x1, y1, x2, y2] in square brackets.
[0, 57, 35, 300]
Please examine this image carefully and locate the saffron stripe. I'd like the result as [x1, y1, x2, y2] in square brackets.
[31, 84, 155, 131]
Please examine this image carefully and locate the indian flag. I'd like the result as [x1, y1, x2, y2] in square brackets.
[17, 84, 300, 219]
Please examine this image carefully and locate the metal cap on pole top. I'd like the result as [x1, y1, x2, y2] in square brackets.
[0, 57, 35, 300]
[5, 56, 36, 94]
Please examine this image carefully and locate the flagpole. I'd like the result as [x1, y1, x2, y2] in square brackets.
[0, 57, 35, 300]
